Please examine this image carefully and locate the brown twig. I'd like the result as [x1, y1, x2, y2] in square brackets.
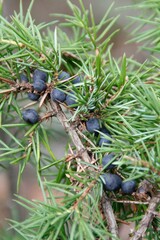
[102, 193, 119, 239]
[50, 100, 91, 164]
[50, 100, 119, 239]
[112, 199, 149, 205]
[72, 179, 97, 210]
[40, 111, 56, 122]
[0, 87, 16, 94]
[0, 76, 15, 85]
[76, 127, 96, 148]
[131, 192, 160, 240]
[116, 218, 130, 225]
[62, 51, 81, 61]
[0, 76, 33, 93]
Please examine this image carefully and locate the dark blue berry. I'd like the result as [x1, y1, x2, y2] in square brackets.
[121, 180, 136, 194]
[98, 127, 112, 146]
[99, 137, 111, 147]
[72, 76, 81, 84]
[22, 109, 39, 124]
[50, 88, 66, 102]
[28, 92, 40, 101]
[100, 126, 110, 135]
[33, 79, 47, 92]
[58, 71, 70, 80]
[86, 118, 100, 133]
[20, 74, 28, 83]
[65, 92, 77, 106]
[102, 173, 122, 192]
[33, 69, 48, 82]
[102, 153, 116, 170]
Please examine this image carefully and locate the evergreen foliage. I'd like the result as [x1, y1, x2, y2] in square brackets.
[0, 0, 159, 239]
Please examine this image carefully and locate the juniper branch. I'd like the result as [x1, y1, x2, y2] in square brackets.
[50, 100, 119, 238]
[50, 100, 91, 164]
[102, 193, 119, 239]
[131, 192, 160, 240]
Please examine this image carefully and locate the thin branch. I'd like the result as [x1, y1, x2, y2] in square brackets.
[131, 192, 160, 240]
[72, 179, 97, 211]
[50, 100, 91, 164]
[76, 127, 96, 148]
[102, 193, 119, 239]
[62, 51, 81, 61]
[0, 76, 16, 85]
[0, 87, 16, 94]
[50, 100, 119, 239]
[0, 76, 33, 92]
[112, 199, 149, 205]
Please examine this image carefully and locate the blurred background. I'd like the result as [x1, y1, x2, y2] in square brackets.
[3, 0, 147, 60]
[0, 1, 147, 239]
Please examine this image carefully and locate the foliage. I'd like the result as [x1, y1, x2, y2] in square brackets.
[0, 0, 159, 239]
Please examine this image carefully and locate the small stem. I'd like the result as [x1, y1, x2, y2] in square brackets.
[112, 199, 149, 205]
[102, 193, 119, 239]
[50, 100, 119, 239]
[50, 100, 91, 164]
[131, 193, 160, 240]
[72, 179, 97, 211]
[0, 76, 15, 85]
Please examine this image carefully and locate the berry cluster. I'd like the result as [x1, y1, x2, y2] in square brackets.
[21, 69, 136, 195]
[21, 69, 48, 124]
[85, 117, 136, 195]
[50, 71, 80, 106]
[22, 70, 80, 124]
[20, 69, 47, 102]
